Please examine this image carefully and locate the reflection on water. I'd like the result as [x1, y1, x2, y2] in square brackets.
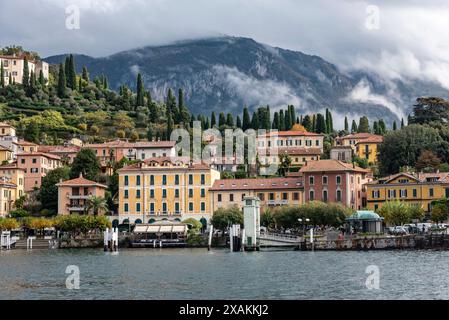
[0, 248, 447, 300]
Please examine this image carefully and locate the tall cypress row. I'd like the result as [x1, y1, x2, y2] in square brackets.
[22, 56, 29, 87]
[136, 73, 144, 107]
[0, 60, 4, 88]
[344, 116, 349, 132]
[242, 107, 251, 131]
[57, 63, 66, 98]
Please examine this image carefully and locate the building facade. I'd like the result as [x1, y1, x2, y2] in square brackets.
[209, 177, 303, 212]
[335, 133, 383, 164]
[366, 172, 449, 212]
[0, 55, 49, 86]
[257, 130, 325, 154]
[300, 159, 371, 210]
[118, 158, 221, 224]
[56, 174, 107, 215]
[17, 152, 62, 191]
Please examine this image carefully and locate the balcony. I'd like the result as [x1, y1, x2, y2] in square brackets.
[68, 206, 86, 211]
[68, 194, 90, 200]
[266, 200, 289, 206]
[148, 211, 183, 217]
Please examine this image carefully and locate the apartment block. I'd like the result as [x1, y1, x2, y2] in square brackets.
[209, 177, 303, 212]
[335, 133, 383, 164]
[17, 152, 62, 191]
[0, 55, 49, 85]
[366, 172, 449, 212]
[117, 158, 220, 224]
[257, 130, 325, 154]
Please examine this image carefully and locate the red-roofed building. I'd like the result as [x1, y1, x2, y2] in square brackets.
[300, 159, 372, 209]
[335, 133, 383, 164]
[17, 152, 62, 191]
[56, 174, 107, 215]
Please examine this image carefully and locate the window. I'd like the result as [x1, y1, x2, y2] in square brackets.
[323, 190, 328, 202]
[309, 176, 314, 185]
[201, 202, 206, 212]
[400, 189, 407, 198]
[124, 176, 129, 186]
[309, 190, 315, 201]
[269, 193, 274, 200]
[374, 204, 378, 211]
[322, 176, 328, 185]
[413, 189, 417, 198]
[316, 140, 319, 146]
[201, 174, 205, 185]
[336, 176, 341, 185]
[429, 188, 434, 197]
[388, 189, 396, 198]
[189, 189, 194, 198]
[136, 203, 141, 212]
[150, 175, 154, 185]
[175, 203, 180, 213]
[21, 159, 25, 164]
[162, 189, 167, 198]
[293, 192, 299, 201]
[372, 190, 380, 199]
[218, 194, 222, 202]
[229, 194, 234, 202]
[175, 175, 179, 185]
[282, 193, 288, 200]
[136, 189, 141, 199]
[150, 190, 154, 198]
[162, 175, 167, 185]
[175, 189, 179, 198]
[258, 193, 265, 201]
[150, 203, 155, 214]
[189, 202, 194, 211]
[201, 188, 205, 197]
[336, 190, 342, 202]
[136, 175, 141, 186]
[124, 203, 129, 212]
[162, 203, 167, 213]
[189, 174, 193, 185]
[124, 190, 129, 199]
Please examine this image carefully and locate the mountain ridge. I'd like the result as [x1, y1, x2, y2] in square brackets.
[44, 36, 449, 125]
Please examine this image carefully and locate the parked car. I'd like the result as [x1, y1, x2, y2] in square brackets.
[393, 226, 408, 235]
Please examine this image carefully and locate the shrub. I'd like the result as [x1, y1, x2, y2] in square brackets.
[9, 209, 30, 218]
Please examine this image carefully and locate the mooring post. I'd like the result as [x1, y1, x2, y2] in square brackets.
[208, 225, 213, 251]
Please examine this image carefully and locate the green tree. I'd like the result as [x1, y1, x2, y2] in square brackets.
[0, 60, 4, 88]
[315, 113, 326, 133]
[226, 113, 234, 127]
[358, 116, 370, 133]
[136, 73, 144, 107]
[85, 196, 108, 216]
[57, 63, 66, 98]
[218, 112, 226, 127]
[409, 97, 449, 125]
[242, 107, 251, 131]
[211, 206, 243, 232]
[70, 149, 101, 181]
[351, 120, 358, 133]
[431, 203, 448, 225]
[377, 200, 411, 226]
[211, 111, 217, 128]
[82, 66, 89, 82]
[236, 115, 242, 128]
[22, 56, 29, 87]
[166, 113, 174, 140]
[344, 116, 349, 132]
[302, 115, 312, 132]
[39, 166, 70, 213]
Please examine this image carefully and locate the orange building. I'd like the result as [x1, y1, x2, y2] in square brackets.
[56, 174, 107, 215]
[17, 152, 62, 191]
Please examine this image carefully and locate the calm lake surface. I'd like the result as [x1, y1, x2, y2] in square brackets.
[0, 248, 448, 300]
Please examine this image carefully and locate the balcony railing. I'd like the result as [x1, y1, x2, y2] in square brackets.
[148, 211, 183, 216]
[266, 200, 289, 205]
[68, 194, 90, 200]
[68, 206, 86, 211]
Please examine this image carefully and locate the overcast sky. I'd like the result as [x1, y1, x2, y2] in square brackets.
[1, 0, 449, 90]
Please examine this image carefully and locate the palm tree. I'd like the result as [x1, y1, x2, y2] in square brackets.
[85, 196, 108, 216]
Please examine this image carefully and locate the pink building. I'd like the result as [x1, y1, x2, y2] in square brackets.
[299, 159, 371, 210]
[17, 152, 62, 191]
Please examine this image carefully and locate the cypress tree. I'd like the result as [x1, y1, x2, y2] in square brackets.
[242, 107, 251, 131]
[219, 112, 226, 127]
[272, 112, 280, 130]
[211, 112, 217, 128]
[358, 116, 370, 133]
[312, 114, 316, 132]
[57, 63, 66, 98]
[0, 60, 4, 88]
[344, 116, 349, 132]
[316, 113, 327, 133]
[265, 105, 271, 130]
[136, 73, 144, 107]
[401, 118, 405, 128]
[393, 121, 397, 131]
[82, 66, 89, 82]
[328, 109, 333, 133]
[64, 57, 70, 88]
[302, 115, 312, 132]
[373, 121, 379, 135]
[39, 70, 45, 86]
[279, 110, 285, 131]
[296, 116, 300, 124]
[236, 116, 242, 128]
[166, 89, 177, 119]
[22, 56, 29, 87]
[68, 54, 76, 90]
[226, 113, 234, 127]
[378, 119, 386, 135]
[289, 106, 296, 129]
[285, 108, 292, 131]
[251, 111, 259, 130]
[147, 126, 153, 141]
[351, 120, 358, 133]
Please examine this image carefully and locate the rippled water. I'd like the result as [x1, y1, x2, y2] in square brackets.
[1, 248, 448, 300]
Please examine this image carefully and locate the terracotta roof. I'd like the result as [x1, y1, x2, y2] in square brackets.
[38, 145, 81, 153]
[338, 133, 383, 144]
[16, 152, 61, 160]
[210, 177, 303, 191]
[119, 158, 212, 172]
[331, 146, 353, 150]
[260, 130, 325, 137]
[299, 159, 370, 173]
[134, 141, 176, 148]
[259, 147, 322, 156]
[16, 140, 39, 147]
[0, 122, 15, 128]
[356, 136, 383, 144]
[85, 140, 136, 148]
[56, 176, 107, 188]
[369, 172, 449, 185]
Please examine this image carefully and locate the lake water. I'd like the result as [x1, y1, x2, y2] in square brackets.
[0, 248, 448, 300]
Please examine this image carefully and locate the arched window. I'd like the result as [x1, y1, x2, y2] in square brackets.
[336, 190, 342, 202]
[309, 190, 315, 201]
[323, 190, 328, 202]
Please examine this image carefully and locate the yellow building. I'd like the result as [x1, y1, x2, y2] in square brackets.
[0, 163, 25, 199]
[335, 133, 383, 165]
[366, 172, 449, 212]
[117, 158, 221, 224]
[210, 177, 303, 212]
[0, 122, 16, 137]
[0, 146, 13, 164]
[0, 179, 18, 217]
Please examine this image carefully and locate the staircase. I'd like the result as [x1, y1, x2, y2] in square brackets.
[13, 238, 58, 249]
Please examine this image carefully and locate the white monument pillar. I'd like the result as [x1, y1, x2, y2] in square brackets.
[243, 196, 260, 251]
